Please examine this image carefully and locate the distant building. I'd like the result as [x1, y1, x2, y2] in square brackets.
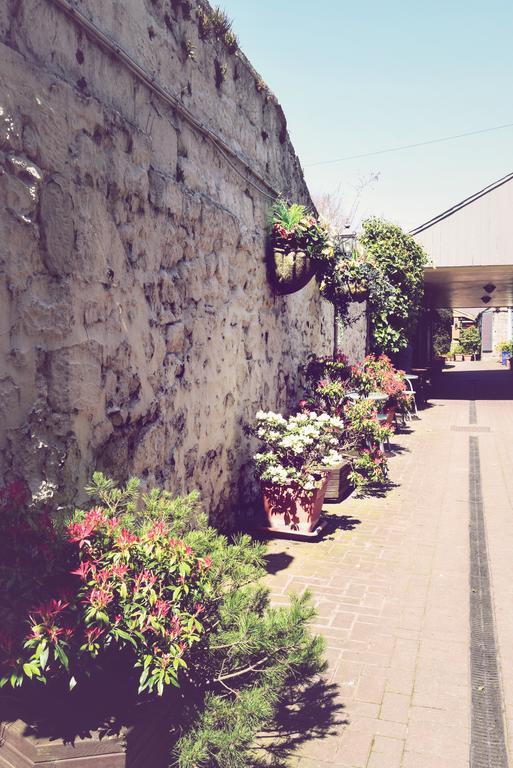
[480, 307, 513, 355]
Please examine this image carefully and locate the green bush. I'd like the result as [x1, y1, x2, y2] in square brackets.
[459, 326, 481, 355]
[432, 309, 452, 357]
[358, 218, 429, 354]
[0, 475, 327, 767]
[496, 340, 513, 355]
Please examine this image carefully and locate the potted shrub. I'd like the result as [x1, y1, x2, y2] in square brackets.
[268, 200, 332, 295]
[459, 326, 481, 361]
[300, 355, 394, 495]
[248, 410, 345, 535]
[0, 477, 328, 767]
[497, 340, 513, 366]
[348, 354, 410, 423]
[452, 343, 464, 361]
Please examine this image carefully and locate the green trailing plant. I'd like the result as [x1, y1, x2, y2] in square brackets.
[359, 217, 429, 354]
[0, 476, 328, 767]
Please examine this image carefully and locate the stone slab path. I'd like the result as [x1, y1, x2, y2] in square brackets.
[265, 360, 513, 768]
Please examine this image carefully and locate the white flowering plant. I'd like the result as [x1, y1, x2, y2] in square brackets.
[247, 411, 346, 493]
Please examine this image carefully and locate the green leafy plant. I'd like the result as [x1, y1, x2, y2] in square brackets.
[432, 308, 453, 358]
[1, 477, 210, 695]
[496, 340, 513, 355]
[269, 199, 333, 263]
[359, 218, 429, 354]
[459, 326, 481, 355]
[0, 476, 328, 767]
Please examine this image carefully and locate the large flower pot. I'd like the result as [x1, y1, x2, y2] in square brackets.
[0, 676, 171, 768]
[324, 460, 352, 503]
[261, 474, 328, 535]
[270, 247, 317, 295]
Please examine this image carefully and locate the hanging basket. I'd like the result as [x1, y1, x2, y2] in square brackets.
[270, 247, 317, 295]
[346, 282, 369, 303]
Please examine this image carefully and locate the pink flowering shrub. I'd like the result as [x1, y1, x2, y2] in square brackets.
[0, 475, 328, 767]
[349, 354, 408, 408]
[0, 476, 214, 695]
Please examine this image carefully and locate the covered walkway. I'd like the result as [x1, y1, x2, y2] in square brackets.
[266, 360, 513, 767]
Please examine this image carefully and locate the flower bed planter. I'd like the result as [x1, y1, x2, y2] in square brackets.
[261, 473, 329, 537]
[0, 684, 170, 768]
[0, 719, 127, 767]
[324, 460, 352, 503]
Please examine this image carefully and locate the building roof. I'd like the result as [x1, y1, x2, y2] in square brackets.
[411, 172, 513, 236]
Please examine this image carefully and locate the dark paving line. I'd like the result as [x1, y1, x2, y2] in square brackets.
[469, 436, 509, 768]
[452, 425, 490, 433]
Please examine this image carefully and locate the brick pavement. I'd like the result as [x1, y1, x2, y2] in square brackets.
[265, 359, 513, 767]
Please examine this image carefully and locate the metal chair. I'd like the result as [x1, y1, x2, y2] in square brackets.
[404, 376, 418, 419]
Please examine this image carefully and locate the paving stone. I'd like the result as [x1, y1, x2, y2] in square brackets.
[263, 361, 513, 766]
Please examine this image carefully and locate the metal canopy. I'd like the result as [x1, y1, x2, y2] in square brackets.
[424, 265, 513, 308]
[412, 173, 513, 308]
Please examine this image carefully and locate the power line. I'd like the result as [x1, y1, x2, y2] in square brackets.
[306, 122, 513, 167]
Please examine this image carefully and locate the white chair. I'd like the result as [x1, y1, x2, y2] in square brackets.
[404, 377, 418, 419]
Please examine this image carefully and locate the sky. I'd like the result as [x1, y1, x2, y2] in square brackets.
[221, 0, 513, 232]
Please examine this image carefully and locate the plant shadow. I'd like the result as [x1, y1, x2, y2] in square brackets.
[264, 550, 295, 575]
[249, 676, 348, 767]
[322, 512, 362, 538]
[354, 480, 398, 499]
[385, 442, 411, 456]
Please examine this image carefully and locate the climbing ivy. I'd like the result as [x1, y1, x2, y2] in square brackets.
[359, 218, 429, 354]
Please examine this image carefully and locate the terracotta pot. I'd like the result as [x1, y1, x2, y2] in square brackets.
[261, 474, 328, 533]
[270, 247, 317, 295]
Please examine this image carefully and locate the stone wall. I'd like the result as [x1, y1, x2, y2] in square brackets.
[336, 302, 368, 364]
[0, 0, 333, 522]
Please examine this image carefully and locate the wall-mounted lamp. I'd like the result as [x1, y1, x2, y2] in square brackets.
[481, 295, 492, 304]
[483, 283, 496, 293]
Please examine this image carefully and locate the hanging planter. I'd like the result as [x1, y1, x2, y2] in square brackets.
[345, 281, 370, 303]
[270, 246, 316, 294]
[268, 200, 332, 296]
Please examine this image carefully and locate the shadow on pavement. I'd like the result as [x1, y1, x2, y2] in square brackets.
[433, 367, 513, 400]
[253, 677, 348, 767]
[264, 550, 294, 575]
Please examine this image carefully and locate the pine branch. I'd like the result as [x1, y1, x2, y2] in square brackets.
[216, 656, 269, 682]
